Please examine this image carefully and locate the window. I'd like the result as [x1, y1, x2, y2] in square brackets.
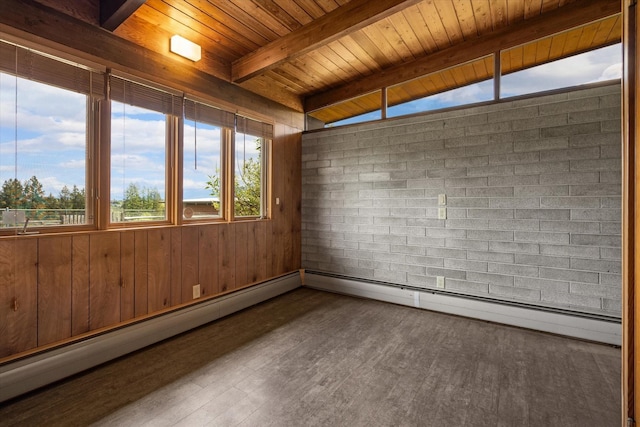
[501, 43, 622, 98]
[183, 99, 234, 220]
[0, 40, 102, 232]
[109, 75, 180, 224]
[234, 116, 272, 218]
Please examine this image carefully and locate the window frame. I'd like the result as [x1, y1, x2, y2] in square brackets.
[0, 39, 103, 236]
[106, 73, 181, 228]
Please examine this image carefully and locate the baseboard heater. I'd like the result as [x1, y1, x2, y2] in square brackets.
[0, 272, 302, 403]
[303, 271, 621, 346]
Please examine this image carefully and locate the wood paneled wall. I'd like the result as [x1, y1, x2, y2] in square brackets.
[0, 127, 301, 360]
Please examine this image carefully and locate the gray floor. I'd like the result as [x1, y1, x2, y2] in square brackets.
[0, 287, 620, 426]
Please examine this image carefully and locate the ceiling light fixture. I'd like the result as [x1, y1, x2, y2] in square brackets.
[170, 35, 201, 62]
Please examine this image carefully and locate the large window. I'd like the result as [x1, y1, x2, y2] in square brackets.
[109, 76, 180, 224]
[234, 116, 272, 218]
[0, 38, 273, 234]
[0, 40, 101, 232]
[182, 98, 234, 221]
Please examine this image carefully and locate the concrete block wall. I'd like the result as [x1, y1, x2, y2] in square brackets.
[301, 83, 622, 316]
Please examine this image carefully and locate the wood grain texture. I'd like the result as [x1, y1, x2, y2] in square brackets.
[218, 223, 236, 292]
[181, 226, 199, 302]
[0, 239, 38, 358]
[120, 231, 135, 321]
[37, 236, 72, 346]
[134, 230, 148, 317]
[199, 225, 219, 297]
[89, 233, 120, 330]
[170, 227, 182, 306]
[71, 235, 90, 336]
[147, 228, 171, 313]
[234, 222, 248, 288]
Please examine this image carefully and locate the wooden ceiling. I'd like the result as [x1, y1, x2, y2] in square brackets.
[34, 0, 621, 124]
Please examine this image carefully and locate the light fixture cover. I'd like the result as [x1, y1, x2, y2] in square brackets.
[170, 35, 201, 62]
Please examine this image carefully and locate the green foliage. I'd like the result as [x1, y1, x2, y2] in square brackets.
[121, 183, 162, 212]
[205, 156, 261, 217]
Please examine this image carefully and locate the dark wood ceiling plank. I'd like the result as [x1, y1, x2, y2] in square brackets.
[231, 0, 423, 83]
[387, 12, 426, 58]
[434, 0, 465, 44]
[401, 6, 438, 54]
[416, 0, 453, 50]
[100, 0, 146, 31]
[470, 0, 492, 36]
[305, 0, 620, 112]
[187, 0, 275, 46]
[452, 0, 478, 39]
[273, 0, 314, 27]
[226, 0, 292, 37]
[489, 0, 508, 30]
[253, 0, 303, 31]
[524, 0, 544, 20]
[294, 0, 328, 19]
[155, 0, 261, 54]
[507, 0, 525, 25]
[378, 16, 420, 61]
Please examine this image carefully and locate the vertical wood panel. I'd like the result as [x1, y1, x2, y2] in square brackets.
[71, 235, 90, 336]
[120, 231, 135, 322]
[199, 225, 219, 297]
[171, 227, 182, 305]
[37, 236, 72, 346]
[0, 239, 37, 358]
[134, 230, 148, 317]
[235, 222, 248, 287]
[246, 222, 258, 283]
[182, 226, 199, 302]
[147, 228, 171, 313]
[219, 223, 236, 292]
[255, 221, 268, 282]
[89, 233, 120, 330]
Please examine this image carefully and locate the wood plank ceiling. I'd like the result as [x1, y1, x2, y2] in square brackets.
[35, 0, 622, 125]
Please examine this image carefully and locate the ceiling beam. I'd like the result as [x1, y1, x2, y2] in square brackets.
[100, 0, 147, 31]
[305, 0, 621, 113]
[231, 0, 422, 83]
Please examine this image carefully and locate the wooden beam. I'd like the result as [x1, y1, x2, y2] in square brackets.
[0, 0, 304, 125]
[100, 0, 146, 31]
[231, 0, 422, 83]
[305, 0, 621, 112]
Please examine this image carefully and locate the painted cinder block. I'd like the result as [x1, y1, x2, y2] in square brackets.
[300, 83, 621, 316]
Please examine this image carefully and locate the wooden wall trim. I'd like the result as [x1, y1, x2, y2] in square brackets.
[624, 0, 637, 424]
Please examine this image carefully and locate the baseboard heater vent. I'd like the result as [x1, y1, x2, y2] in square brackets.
[0, 272, 301, 403]
[304, 271, 621, 346]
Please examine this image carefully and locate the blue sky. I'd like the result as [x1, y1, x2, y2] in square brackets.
[0, 43, 622, 202]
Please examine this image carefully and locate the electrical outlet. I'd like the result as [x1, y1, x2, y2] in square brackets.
[438, 207, 447, 220]
[193, 284, 201, 299]
[436, 276, 445, 289]
[438, 194, 446, 206]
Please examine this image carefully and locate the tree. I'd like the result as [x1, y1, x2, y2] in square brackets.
[70, 185, 85, 210]
[22, 176, 46, 209]
[206, 155, 261, 217]
[0, 178, 24, 209]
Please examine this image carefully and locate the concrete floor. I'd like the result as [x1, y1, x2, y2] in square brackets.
[0, 287, 621, 426]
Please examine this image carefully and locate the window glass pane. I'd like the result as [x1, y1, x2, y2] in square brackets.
[0, 74, 89, 230]
[387, 79, 493, 117]
[110, 101, 167, 223]
[234, 132, 263, 217]
[183, 118, 223, 220]
[501, 43, 621, 98]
